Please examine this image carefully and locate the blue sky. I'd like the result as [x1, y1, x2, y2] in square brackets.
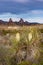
[0, 0, 43, 23]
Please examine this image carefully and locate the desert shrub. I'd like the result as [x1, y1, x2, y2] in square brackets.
[39, 29, 43, 33]
[0, 46, 14, 65]
[10, 55, 17, 65]
[0, 27, 42, 65]
[17, 61, 32, 65]
[32, 63, 37, 65]
[2, 30, 10, 35]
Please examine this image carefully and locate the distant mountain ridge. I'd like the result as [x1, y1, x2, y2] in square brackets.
[0, 18, 40, 26]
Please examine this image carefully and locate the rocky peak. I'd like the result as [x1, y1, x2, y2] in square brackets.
[0, 20, 4, 25]
[8, 18, 13, 25]
[9, 18, 13, 23]
[19, 18, 24, 24]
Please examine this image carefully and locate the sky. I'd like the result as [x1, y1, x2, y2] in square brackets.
[0, 0, 43, 23]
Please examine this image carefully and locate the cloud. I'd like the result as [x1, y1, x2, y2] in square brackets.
[14, 0, 29, 3]
[24, 17, 43, 23]
[0, 0, 43, 14]
[0, 13, 20, 21]
[36, 0, 43, 2]
[31, 10, 43, 14]
[1, 0, 43, 3]
[0, 0, 30, 3]
[0, 12, 43, 23]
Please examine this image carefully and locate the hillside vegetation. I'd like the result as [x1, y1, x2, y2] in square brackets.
[0, 26, 43, 65]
